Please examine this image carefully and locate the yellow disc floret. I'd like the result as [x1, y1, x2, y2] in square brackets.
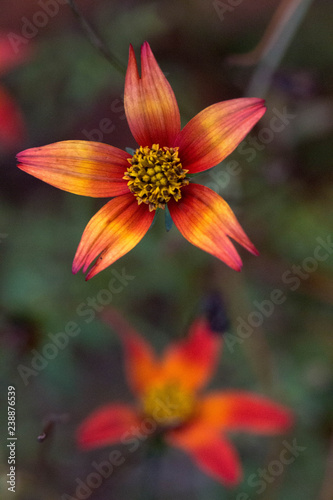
[124, 144, 189, 211]
[142, 383, 195, 427]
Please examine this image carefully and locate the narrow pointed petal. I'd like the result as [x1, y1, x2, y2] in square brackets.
[102, 308, 158, 396]
[77, 404, 141, 450]
[17, 141, 130, 197]
[0, 86, 25, 147]
[168, 183, 258, 271]
[73, 194, 155, 280]
[166, 425, 241, 486]
[124, 42, 181, 147]
[199, 391, 294, 433]
[160, 318, 221, 392]
[175, 98, 266, 173]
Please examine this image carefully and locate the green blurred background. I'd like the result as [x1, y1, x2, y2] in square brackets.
[1, 0, 332, 498]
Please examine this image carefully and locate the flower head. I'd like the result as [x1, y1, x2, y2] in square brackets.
[77, 309, 293, 487]
[17, 42, 266, 279]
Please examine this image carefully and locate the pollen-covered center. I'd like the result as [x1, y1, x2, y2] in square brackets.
[142, 383, 195, 427]
[124, 144, 189, 211]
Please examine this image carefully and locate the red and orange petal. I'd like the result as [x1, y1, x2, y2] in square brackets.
[198, 391, 294, 433]
[166, 426, 241, 486]
[17, 141, 130, 198]
[102, 308, 158, 396]
[168, 183, 258, 271]
[124, 42, 181, 148]
[0, 86, 25, 148]
[72, 194, 155, 280]
[158, 318, 221, 392]
[77, 404, 141, 450]
[175, 98, 266, 173]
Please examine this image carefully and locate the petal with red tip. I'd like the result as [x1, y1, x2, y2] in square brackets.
[17, 141, 130, 197]
[102, 308, 158, 396]
[175, 98, 266, 173]
[168, 183, 258, 271]
[199, 391, 294, 433]
[166, 425, 241, 486]
[124, 42, 181, 147]
[77, 404, 141, 450]
[0, 86, 25, 148]
[159, 318, 221, 392]
[73, 194, 155, 280]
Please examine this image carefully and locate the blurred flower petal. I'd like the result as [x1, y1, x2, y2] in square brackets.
[160, 318, 221, 391]
[0, 86, 25, 148]
[167, 426, 241, 486]
[77, 404, 140, 450]
[199, 391, 294, 433]
[0, 32, 31, 76]
[103, 308, 158, 396]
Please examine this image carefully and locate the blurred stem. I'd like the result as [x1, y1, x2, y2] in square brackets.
[243, 0, 314, 97]
[67, 0, 126, 75]
[139, 435, 165, 500]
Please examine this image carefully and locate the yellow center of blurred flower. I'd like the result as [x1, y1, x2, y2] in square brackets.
[142, 383, 195, 427]
[124, 144, 189, 211]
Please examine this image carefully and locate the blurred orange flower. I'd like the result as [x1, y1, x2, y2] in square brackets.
[17, 42, 265, 279]
[0, 34, 28, 149]
[77, 310, 293, 487]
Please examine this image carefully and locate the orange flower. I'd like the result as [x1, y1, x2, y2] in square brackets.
[17, 42, 266, 279]
[0, 33, 28, 149]
[77, 310, 293, 487]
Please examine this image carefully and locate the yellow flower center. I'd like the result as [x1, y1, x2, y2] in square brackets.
[124, 144, 189, 212]
[142, 383, 195, 427]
